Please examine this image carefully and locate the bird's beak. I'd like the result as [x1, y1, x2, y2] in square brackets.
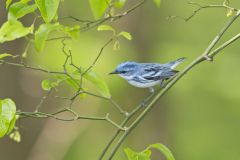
[109, 70, 119, 75]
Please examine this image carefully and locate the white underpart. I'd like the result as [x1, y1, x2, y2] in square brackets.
[119, 74, 137, 80]
[128, 80, 162, 88]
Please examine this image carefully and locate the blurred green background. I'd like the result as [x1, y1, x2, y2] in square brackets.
[1, 0, 240, 159]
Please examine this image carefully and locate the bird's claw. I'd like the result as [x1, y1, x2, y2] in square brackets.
[141, 99, 147, 107]
[149, 87, 155, 93]
[160, 80, 167, 88]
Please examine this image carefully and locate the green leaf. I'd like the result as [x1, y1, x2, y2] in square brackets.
[41, 79, 52, 91]
[41, 79, 59, 91]
[6, 0, 13, 9]
[65, 78, 79, 90]
[7, 115, 16, 134]
[42, 75, 81, 91]
[118, 31, 132, 40]
[35, 0, 60, 23]
[8, 0, 37, 20]
[0, 53, 14, 59]
[114, 0, 126, 8]
[63, 25, 80, 39]
[0, 20, 33, 43]
[97, 25, 115, 33]
[88, 0, 110, 19]
[147, 143, 175, 160]
[153, 0, 161, 7]
[124, 148, 151, 160]
[0, 99, 16, 138]
[34, 23, 60, 52]
[0, 99, 16, 124]
[83, 70, 111, 98]
[9, 130, 21, 142]
[0, 118, 9, 138]
[54, 74, 80, 90]
[125, 143, 175, 160]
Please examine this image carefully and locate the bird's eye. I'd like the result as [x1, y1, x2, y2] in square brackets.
[121, 71, 127, 74]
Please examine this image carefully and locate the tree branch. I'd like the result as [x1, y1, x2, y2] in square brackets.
[17, 110, 126, 131]
[105, 10, 240, 160]
[0, 60, 64, 75]
[169, 1, 239, 22]
[34, 89, 52, 112]
[209, 33, 240, 58]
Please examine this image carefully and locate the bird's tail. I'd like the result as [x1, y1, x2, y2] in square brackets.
[166, 57, 186, 69]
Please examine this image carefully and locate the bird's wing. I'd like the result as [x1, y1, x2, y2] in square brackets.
[140, 64, 178, 81]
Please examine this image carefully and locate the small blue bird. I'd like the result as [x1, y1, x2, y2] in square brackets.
[109, 57, 186, 93]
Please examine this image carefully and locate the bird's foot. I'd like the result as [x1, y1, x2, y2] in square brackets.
[149, 87, 155, 93]
[141, 88, 155, 107]
[160, 80, 166, 88]
[141, 100, 147, 107]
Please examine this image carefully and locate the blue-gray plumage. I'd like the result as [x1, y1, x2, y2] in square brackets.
[109, 57, 186, 92]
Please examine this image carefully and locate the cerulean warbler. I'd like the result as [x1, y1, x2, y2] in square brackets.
[109, 57, 186, 93]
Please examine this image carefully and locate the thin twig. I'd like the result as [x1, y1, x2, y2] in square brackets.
[81, 38, 114, 76]
[72, 90, 126, 114]
[168, 1, 239, 21]
[59, 16, 94, 23]
[0, 60, 65, 75]
[35, 90, 52, 112]
[61, 39, 81, 87]
[17, 111, 126, 130]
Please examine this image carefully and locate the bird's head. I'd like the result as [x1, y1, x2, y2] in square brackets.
[109, 61, 139, 79]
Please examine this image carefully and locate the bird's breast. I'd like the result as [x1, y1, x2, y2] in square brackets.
[128, 80, 161, 88]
